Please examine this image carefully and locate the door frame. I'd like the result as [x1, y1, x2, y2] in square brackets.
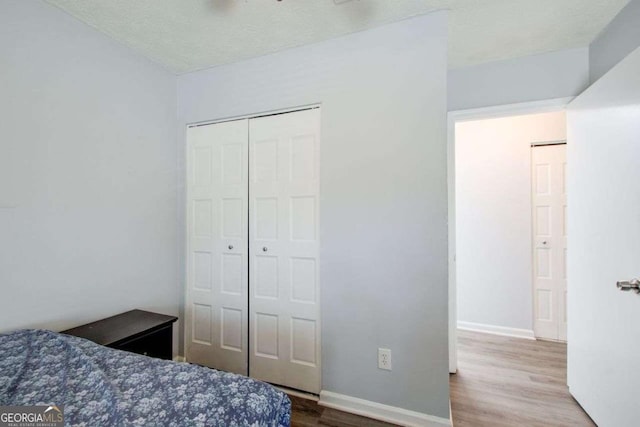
[447, 97, 574, 373]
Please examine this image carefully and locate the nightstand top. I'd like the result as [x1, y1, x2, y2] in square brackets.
[61, 309, 178, 347]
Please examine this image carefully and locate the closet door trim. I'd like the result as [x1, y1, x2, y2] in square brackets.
[187, 105, 320, 129]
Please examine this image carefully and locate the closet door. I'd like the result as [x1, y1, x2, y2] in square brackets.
[532, 144, 567, 342]
[186, 120, 248, 375]
[249, 109, 321, 393]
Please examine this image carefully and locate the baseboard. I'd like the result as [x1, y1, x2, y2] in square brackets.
[318, 391, 451, 427]
[276, 386, 319, 402]
[457, 321, 535, 340]
[173, 355, 186, 362]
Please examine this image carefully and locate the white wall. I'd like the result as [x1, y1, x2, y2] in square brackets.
[455, 112, 566, 333]
[590, 0, 640, 83]
[0, 1, 179, 351]
[177, 13, 450, 419]
[448, 48, 589, 111]
[567, 45, 640, 426]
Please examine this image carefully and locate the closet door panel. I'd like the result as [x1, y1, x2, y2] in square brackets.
[186, 120, 248, 375]
[249, 109, 321, 394]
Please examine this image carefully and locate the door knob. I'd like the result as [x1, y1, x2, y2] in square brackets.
[617, 279, 640, 294]
[228, 245, 234, 250]
[262, 247, 268, 252]
[542, 241, 548, 245]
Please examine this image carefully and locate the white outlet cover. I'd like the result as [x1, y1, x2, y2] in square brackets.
[378, 348, 392, 371]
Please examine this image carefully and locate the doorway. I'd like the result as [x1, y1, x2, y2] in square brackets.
[447, 99, 591, 424]
[448, 97, 573, 373]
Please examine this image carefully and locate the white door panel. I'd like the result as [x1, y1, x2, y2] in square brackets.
[532, 144, 567, 341]
[249, 109, 321, 393]
[567, 46, 640, 426]
[186, 120, 249, 375]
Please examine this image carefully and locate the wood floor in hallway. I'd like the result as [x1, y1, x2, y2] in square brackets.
[450, 330, 595, 427]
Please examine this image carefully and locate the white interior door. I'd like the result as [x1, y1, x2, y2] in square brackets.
[567, 47, 640, 426]
[185, 119, 249, 375]
[249, 108, 321, 393]
[532, 144, 567, 341]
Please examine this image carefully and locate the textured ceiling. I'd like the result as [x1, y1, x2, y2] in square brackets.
[46, 0, 629, 74]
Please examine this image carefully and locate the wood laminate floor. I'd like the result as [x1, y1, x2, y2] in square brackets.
[450, 330, 595, 427]
[290, 395, 395, 426]
[290, 330, 594, 426]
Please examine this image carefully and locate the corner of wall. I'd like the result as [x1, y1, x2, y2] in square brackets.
[588, 0, 640, 83]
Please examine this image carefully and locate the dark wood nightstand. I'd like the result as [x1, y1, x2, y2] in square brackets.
[62, 309, 178, 360]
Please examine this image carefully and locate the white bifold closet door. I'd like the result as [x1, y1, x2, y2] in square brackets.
[186, 119, 249, 375]
[532, 144, 567, 342]
[185, 108, 320, 394]
[249, 109, 321, 393]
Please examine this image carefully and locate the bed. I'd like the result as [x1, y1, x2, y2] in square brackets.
[0, 329, 290, 426]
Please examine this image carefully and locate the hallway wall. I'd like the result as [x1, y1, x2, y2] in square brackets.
[455, 112, 566, 335]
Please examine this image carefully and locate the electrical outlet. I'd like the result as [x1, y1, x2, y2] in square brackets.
[378, 348, 392, 371]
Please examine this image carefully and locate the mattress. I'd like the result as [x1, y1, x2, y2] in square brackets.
[0, 329, 290, 426]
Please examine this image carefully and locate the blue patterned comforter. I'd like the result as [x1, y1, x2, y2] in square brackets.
[0, 329, 290, 426]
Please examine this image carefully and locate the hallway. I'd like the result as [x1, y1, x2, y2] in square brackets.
[450, 330, 595, 426]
